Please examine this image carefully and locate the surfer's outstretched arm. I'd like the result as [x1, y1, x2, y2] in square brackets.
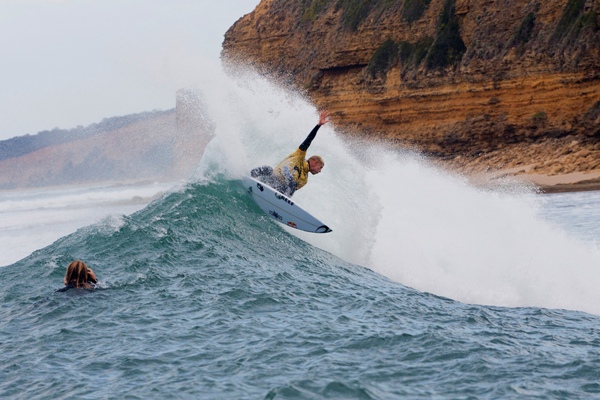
[299, 111, 330, 151]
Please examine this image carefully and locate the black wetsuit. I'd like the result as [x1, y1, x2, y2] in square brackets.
[56, 279, 97, 292]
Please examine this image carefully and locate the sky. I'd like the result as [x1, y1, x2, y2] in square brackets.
[0, 0, 259, 140]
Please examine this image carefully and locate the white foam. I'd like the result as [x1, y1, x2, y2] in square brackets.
[198, 66, 600, 315]
[0, 181, 176, 266]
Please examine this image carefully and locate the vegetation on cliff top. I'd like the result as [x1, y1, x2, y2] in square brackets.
[509, 12, 536, 54]
[367, 38, 399, 77]
[336, 0, 380, 30]
[397, 37, 433, 72]
[552, 0, 599, 47]
[402, 0, 432, 24]
[301, 0, 433, 29]
[299, 0, 598, 78]
[366, 0, 465, 78]
[426, 0, 465, 69]
[301, 0, 330, 22]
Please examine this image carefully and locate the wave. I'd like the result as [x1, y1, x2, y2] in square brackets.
[6, 66, 600, 315]
[188, 67, 600, 315]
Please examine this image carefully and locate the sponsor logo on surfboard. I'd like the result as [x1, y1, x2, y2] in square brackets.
[244, 176, 331, 234]
[269, 210, 283, 221]
[274, 192, 294, 206]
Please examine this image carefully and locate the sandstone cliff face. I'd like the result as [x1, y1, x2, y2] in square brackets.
[223, 0, 600, 178]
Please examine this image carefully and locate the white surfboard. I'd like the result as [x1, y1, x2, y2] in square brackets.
[242, 176, 332, 234]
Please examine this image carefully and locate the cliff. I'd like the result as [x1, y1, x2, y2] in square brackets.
[222, 0, 600, 189]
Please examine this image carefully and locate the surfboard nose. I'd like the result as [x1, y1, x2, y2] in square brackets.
[316, 225, 332, 234]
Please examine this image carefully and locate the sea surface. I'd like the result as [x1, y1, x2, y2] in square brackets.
[2, 69, 600, 399]
[0, 181, 177, 267]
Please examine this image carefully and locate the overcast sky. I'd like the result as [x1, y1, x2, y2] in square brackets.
[0, 0, 259, 140]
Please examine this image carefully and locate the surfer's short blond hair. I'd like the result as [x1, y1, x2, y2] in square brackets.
[308, 155, 324, 167]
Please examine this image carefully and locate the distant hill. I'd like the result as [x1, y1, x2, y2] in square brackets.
[0, 90, 214, 190]
[0, 110, 173, 162]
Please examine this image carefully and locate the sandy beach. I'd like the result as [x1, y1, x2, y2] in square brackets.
[462, 168, 600, 194]
[526, 171, 600, 193]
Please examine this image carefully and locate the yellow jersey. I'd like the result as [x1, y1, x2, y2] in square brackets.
[273, 148, 310, 193]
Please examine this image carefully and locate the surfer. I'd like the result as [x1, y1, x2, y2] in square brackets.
[56, 260, 98, 292]
[251, 110, 330, 196]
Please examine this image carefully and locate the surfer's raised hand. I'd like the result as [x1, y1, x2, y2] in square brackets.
[318, 111, 330, 126]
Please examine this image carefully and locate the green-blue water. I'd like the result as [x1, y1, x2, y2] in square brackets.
[2, 178, 600, 399]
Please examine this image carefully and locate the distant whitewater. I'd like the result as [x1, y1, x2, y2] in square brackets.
[1, 66, 600, 398]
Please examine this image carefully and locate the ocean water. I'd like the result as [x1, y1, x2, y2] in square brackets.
[0, 181, 178, 267]
[2, 69, 600, 399]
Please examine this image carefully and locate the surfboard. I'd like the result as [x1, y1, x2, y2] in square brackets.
[242, 176, 332, 234]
